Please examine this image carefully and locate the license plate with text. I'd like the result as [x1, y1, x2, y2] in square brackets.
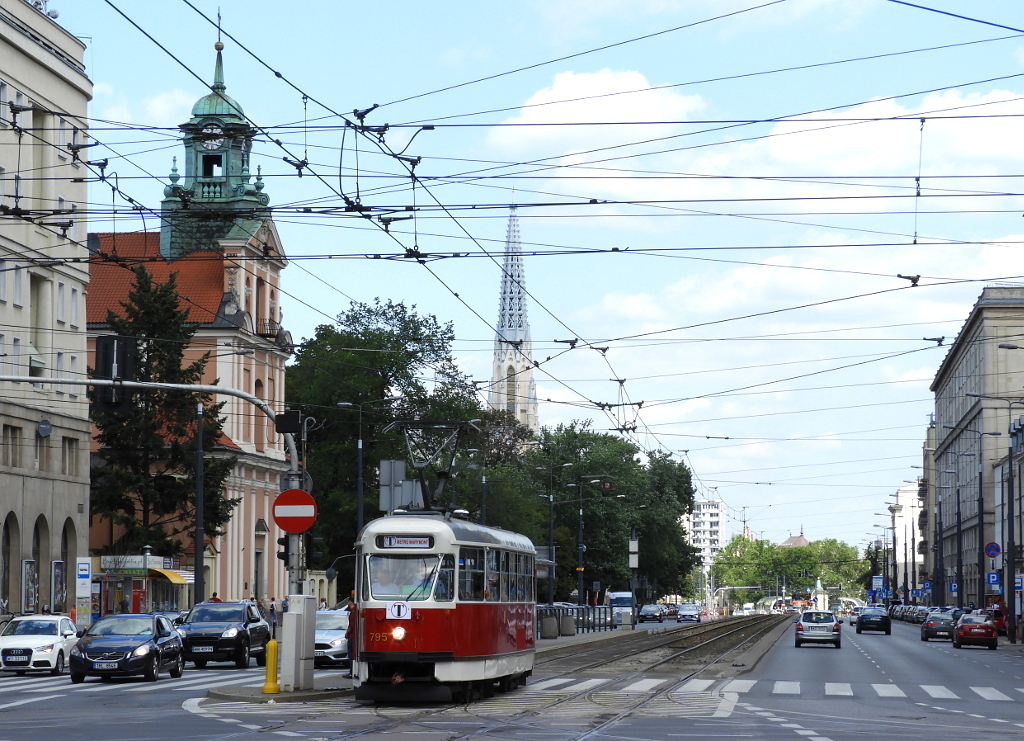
[314, 651, 325, 657]
[5, 657, 28, 663]
[192, 646, 214, 652]
[93, 662, 118, 670]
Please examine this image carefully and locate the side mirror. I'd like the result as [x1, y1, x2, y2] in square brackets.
[63, 630, 75, 638]
[76, 628, 85, 638]
[837, 619, 844, 624]
[158, 629, 172, 638]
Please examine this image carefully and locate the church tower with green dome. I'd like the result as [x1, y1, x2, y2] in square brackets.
[160, 41, 270, 259]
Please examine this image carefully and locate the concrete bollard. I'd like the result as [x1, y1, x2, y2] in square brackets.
[540, 616, 559, 639]
[558, 614, 576, 636]
[262, 638, 280, 694]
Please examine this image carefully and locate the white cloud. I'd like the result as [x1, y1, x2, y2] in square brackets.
[143, 90, 195, 129]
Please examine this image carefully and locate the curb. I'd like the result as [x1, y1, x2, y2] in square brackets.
[206, 684, 354, 703]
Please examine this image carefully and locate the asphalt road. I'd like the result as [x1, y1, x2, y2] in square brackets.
[2, 619, 1024, 740]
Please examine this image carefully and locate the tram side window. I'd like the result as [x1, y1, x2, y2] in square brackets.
[526, 554, 535, 601]
[434, 555, 454, 602]
[486, 549, 500, 601]
[459, 547, 485, 601]
[500, 551, 509, 602]
[516, 553, 526, 602]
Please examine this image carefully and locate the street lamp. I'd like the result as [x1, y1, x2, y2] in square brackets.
[943, 453, 974, 609]
[966, 391, 1023, 643]
[337, 396, 403, 533]
[565, 477, 618, 606]
[536, 463, 572, 605]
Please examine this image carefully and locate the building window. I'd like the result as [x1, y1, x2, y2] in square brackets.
[55, 352, 64, 393]
[69, 355, 78, 397]
[56, 282, 65, 323]
[11, 337, 20, 376]
[70, 286, 78, 326]
[57, 118, 67, 151]
[13, 266, 22, 307]
[0, 166, 5, 205]
[3, 425, 22, 467]
[505, 366, 516, 414]
[61, 437, 78, 477]
[0, 82, 6, 120]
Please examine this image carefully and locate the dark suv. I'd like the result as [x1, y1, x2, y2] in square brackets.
[178, 602, 270, 668]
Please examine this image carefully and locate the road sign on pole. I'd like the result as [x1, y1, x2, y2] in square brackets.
[988, 572, 1001, 585]
[922, 580, 932, 590]
[950, 582, 958, 594]
[985, 542, 1001, 558]
[273, 489, 317, 533]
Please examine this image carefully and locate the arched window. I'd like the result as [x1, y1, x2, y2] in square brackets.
[1, 515, 12, 610]
[505, 366, 516, 414]
[254, 379, 265, 452]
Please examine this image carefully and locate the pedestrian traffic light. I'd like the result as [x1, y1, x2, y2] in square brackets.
[305, 534, 324, 568]
[276, 535, 291, 566]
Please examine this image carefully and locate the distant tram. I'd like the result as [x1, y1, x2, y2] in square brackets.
[352, 511, 537, 702]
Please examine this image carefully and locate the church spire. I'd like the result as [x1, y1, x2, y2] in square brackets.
[489, 204, 539, 432]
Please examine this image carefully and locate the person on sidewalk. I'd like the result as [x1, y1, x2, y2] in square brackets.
[343, 591, 355, 678]
[267, 597, 278, 639]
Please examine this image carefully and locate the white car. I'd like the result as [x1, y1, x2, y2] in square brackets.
[0, 615, 79, 675]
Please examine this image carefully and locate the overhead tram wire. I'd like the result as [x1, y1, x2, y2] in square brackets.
[371, 0, 789, 110]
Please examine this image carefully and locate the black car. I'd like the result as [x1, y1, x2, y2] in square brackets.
[178, 601, 270, 668]
[920, 608, 964, 641]
[68, 614, 184, 684]
[638, 604, 665, 623]
[855, 607, 891, 634]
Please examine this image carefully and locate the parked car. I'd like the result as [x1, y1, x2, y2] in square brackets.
[972, 608, 1006, 636]
[638, 604, 665, 623]
[856, 607, 891, 635]
[849, 606, 864, 625]
[953, 614, 998, 649]
[0, 614, 79, 676]
[661, 604, 679, 618]
[69, 613, 184, 683]
[794, 610, 842, 648]
[677, 603, 702, 623]
[920, 609, 964, 641]
[178, 601, 271, 668]
[314, 610, 349, 667]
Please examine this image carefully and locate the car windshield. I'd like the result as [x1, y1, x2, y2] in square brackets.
[367, 555, 439, 601]
[87, 617, 154, 636]
[960, 616, 989, 624]
[862, 609, 886, 616]
[187, 605, 247, 624]
[803, 613, 835, 623]
[609, 596, 633, 607]
[1, 619, 57, 636]
[315, 612, 350, 631]
[640, 605, 660, 612]
[680, 604, 700, 611]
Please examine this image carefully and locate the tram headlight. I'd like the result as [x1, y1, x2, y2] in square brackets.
[391, 626, 407, 641]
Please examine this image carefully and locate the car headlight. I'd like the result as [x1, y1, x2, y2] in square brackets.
[36, 644, 55, 653]
[329, 638, 344, 647]
[391, 627, 406, 641]
[221, 627, 239, 638]
[133, 645, 150, 657]
[70, 644, 83, 657]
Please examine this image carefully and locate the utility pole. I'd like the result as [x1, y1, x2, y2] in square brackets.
[195, 403, 205, 605]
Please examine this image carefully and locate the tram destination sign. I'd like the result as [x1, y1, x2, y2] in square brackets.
[377, 535, 433, 549]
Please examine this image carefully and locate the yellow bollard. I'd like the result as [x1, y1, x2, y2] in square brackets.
[262, 638, 280, 694]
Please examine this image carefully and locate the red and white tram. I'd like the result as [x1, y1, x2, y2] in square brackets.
[352, 511, 536, 701]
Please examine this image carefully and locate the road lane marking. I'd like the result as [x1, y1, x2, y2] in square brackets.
[873, 684, 906, 697]
[679, 679, 715, 692]
[127, 675, 242, 692]
[773, 681, 800, 694]
[922, 685, 959, 699]
[561, 679, 604, 692]
[0, 695, 64, 710]
[528, 678, 574, 691]
[620, 679, 666, 693]
[721, 680, 756, 693]
[824, 683, 852, 696]
[971, 687, 1013, 701]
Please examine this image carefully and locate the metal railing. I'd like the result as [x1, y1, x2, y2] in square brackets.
[535, 605, 619, 638]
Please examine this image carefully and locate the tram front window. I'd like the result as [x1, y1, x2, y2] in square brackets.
[368, 555, 439, 601]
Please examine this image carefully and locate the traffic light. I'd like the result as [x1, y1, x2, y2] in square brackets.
[93, 335, 136, 413]
[276, 535, 291, 567]
[305, 533, 324, 568]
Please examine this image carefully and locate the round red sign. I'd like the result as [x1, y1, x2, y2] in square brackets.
[273, 489, 317, 533]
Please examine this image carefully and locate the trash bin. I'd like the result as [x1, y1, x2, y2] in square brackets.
[540, 616, 559, 639]
[559, 614, 576, 636]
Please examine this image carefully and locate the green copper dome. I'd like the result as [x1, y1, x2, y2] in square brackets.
[191, 47, 244, 119]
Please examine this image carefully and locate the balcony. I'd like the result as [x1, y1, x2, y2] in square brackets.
[255, 319, 281, 339]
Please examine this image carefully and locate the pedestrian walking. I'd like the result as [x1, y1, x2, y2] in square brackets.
[319, 598, 327, 611]
[268, 597, 278, 639]
[343, 590, 355, 678]
[209, 592, 222, 602]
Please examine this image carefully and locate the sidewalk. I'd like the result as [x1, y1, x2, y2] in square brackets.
[207, 624, 681, 703]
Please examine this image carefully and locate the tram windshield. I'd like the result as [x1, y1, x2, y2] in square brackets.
[367, 555, 439, 601]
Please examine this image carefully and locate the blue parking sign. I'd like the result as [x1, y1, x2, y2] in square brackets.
[988, 572, 1000, 585]
[922, 580, 932, 589]
[867, 589, 875, 599]
[950, 582, 958, 593]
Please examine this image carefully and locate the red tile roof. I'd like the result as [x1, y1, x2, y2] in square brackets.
[88, 233, 226, 326]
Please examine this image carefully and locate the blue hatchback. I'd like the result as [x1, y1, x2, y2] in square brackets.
[69, 614, 185, 683]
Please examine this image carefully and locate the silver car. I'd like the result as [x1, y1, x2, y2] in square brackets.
[794, 610, 842, 648]
[314, 610, 349, 667]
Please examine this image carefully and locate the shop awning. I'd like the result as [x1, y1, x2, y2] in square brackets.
[148, 568, 192, 585]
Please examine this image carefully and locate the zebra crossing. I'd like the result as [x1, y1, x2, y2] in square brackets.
[0, 667, 347, 700]
[528, 675, 1024, 703]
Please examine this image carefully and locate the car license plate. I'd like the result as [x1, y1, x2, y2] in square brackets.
[314, 651, 325, 657]
[971, 628, 985, 633]
[93, 662, 118, 670]
[937, 631, 949, 636]
[5, 656, 29, 663]
[811, 626, 828, 632]
[192, 646, 214, 652]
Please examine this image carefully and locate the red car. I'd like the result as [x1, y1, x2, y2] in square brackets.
[953, 615, 997, 650]
[973, 608, 1006, 635]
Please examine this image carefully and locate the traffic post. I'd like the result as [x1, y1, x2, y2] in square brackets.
[272, 489, 318, 693]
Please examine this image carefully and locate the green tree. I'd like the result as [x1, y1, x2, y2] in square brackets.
[91, 266, 237, 555]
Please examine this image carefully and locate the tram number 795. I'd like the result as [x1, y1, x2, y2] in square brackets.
[368, 633, 390, 642]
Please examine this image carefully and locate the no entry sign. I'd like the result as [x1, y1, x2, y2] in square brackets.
[273, 489, 317, 533]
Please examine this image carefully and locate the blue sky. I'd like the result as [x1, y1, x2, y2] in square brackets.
[52, 0, 1024, 546]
